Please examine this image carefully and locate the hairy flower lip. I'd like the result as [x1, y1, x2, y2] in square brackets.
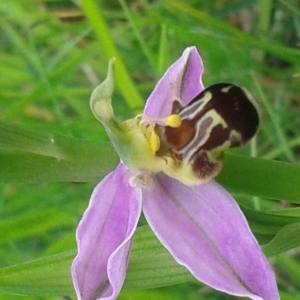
[72, 46, 279, 300]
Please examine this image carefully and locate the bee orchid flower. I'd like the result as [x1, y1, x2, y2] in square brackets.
[71, 47, 279, 300]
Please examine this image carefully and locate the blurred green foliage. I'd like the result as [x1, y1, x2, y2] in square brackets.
[1, 0, 300, 299]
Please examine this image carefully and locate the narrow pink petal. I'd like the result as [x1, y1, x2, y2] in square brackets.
[144, 46, 204, 120]
[143, 174, 279, 300]
[72, 163, 142, 300]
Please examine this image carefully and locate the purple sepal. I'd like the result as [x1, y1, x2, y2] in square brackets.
[72, 163, 142, 300]
[144, 46, 204, 120]
[143, 174, 279, 300]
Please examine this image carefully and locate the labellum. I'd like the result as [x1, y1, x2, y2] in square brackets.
[155, 83, 259, 181]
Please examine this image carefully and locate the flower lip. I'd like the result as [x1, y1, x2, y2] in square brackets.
[152, 82, 260, 185]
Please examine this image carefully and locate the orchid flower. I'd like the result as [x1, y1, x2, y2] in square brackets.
[71, 47, 279, 300]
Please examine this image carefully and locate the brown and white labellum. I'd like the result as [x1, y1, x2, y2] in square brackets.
[156, 83, 259, 181]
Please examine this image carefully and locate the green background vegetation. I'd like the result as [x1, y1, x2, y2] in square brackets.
[1, 0, 300, 299]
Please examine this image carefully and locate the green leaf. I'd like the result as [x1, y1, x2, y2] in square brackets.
[218, 154, 300, 203]
[0, 122, 119, 183]
[240, 206, 300, 251]
[0, 226, 191, 297]
[0, 250, 75, 297]
[262, 222, 300, 257]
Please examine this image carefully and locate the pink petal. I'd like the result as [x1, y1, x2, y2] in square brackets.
[144, 46, 204, 120]
[72, 163, 142, 300]
[142, 174, 279, 300]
